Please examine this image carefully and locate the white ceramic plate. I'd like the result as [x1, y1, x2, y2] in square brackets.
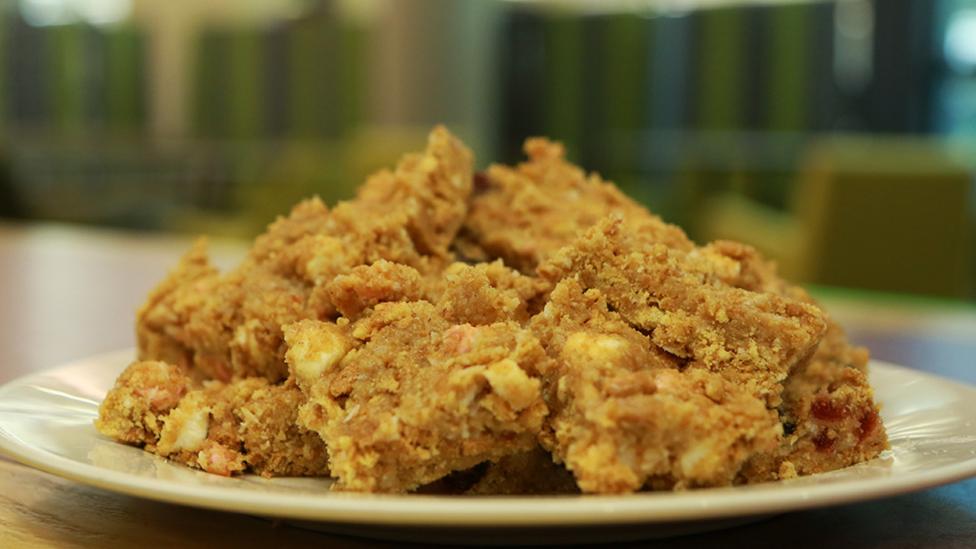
[1, 350, 975, 544]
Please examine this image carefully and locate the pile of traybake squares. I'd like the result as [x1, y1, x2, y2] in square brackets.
[96, 128, 888, 494]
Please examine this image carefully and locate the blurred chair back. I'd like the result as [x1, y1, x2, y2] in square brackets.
[795, 136, 973, 298]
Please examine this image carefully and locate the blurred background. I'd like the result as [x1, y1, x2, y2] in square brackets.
[0, 0, 974, 301]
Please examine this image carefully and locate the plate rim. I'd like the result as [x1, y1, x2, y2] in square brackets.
[1, 351, 975, 527]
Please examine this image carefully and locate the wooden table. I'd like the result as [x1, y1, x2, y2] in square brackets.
[1, 222, 975, 548]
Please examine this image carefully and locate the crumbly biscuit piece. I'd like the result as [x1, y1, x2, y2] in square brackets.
[161, 377, 330, 477]
[286, 302, 549, 493]
[739, 322, 888, 482]
[136, 247, 313, 382]
[136, 127, 473, 382]
[324, 260, 427, 319]
[457, 138, 690, 272]
[96, 362, 329, 477]
[134, 242, 221, 376]
[248, 196, 334, 277]
[529, 279, 781, 493]
[283, 319, 355, 393]
[461, 137, 885, 484]
[232, 380, 332, 476]
[253, 125, 472, 278]
[539, 217, 827, 407]
[435, 260, 549, 325]
[777, 323, 887, 472]
[282, 260, 544, 391]
[343, 127, 473, 257]
[686, 239, 889, 480]
[155, 387, 247, 476]
[95, 361, 191, 444]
